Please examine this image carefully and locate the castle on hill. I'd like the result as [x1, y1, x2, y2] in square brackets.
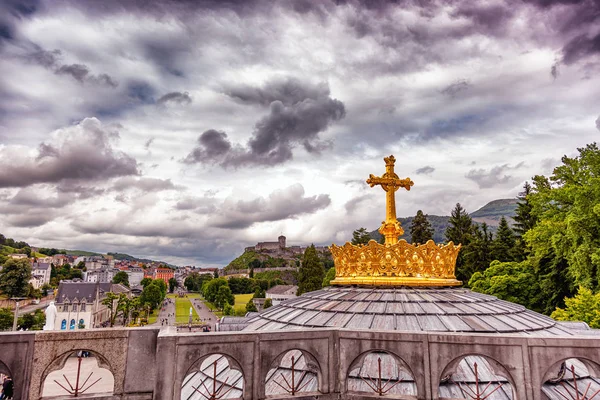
[245, 235, 329, 255]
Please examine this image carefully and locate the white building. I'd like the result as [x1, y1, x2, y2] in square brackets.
[125, 267, 144, 287]
[266, 285, 298, 306]
[85, 267, 120, 283]
[53, 281, 130, 330]
[30, 262, 51, 289]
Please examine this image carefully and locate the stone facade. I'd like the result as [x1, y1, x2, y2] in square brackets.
[2, 327, 600, 399]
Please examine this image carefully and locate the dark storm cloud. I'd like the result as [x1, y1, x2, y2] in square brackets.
[25, 48, 118, 87]
[144, 137, 154, 149]
[185, 78, 345, 167]
[183, 130, 233, 164]
[465, 163, 524, 189]
[0, 118, 139, 188]
[210, 184, 331, 229]
[5, 213, 55, 228]
[441, 80, 470, 97]
[9, 188, 72, 208]
[111, 177, 179, 192]
[157, 91, 192, 105]
[415, 166, 435, 175]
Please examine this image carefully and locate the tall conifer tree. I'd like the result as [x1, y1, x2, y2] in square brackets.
[297, 245, 325, 295]
[445, 203, 473, 282]
[491, 217, 516, 262]
[410, 210, 434, 244]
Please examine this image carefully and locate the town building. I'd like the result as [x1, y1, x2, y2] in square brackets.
[84, 267, 120, 283]
[153, 267, 174, 284]
[265, 285, 298, 306]
[30, 262, 51, 289]
[53, 281, 130, 330]
[125, 267, 144, 287]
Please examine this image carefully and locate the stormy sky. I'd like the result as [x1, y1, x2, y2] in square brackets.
[0, 0, 598, 266]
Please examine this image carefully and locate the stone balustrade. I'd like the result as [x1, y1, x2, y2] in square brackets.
[1, 327, 600, 399]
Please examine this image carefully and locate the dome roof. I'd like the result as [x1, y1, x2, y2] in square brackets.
[244, 286, 575, 335]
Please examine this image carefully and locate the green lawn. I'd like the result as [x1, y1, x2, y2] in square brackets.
[175, 297, 199, 324]
[203, 293, 254, 317]
[147, 310, 158, 324]
[233, 294, 253, 314]
[167, 293, 201, 299]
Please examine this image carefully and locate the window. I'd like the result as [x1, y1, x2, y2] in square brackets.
[69, 319, 76, 330]
[78, 319, 85, 329]
[61, 319, 67, 330]
[72, 303, 78, 312]
[81, 302, 86, 312]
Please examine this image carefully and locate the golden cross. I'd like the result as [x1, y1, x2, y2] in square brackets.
[366, 155, 413, 245]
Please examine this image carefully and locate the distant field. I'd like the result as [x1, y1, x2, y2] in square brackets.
[175, 297, 199, 324]
[203, 293, 254, 317]
[234, 294, 253, 314]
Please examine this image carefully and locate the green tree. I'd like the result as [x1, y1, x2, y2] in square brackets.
[140, 277, 153, 288]
[140, 283, 163, 310]
[445, 203, 474, 282]
[112, 271, 130, 287]
[463, 222, 494, 281]
[322, 267, 336, 287]
[0, 308, 14, 331]
[18, 309, 45, 330]
[351, 228, 371, 245]
[263, 298, 273, 309]
[223, 303, 234, 316]
[491, 217, 516, 262]
[469, 260, 543, 312]
[245, 299, 258, 313]
[410, 210, 434, 244]
[101, 292, 127, 327]
[168, 278, 178, 293]
[202, 278, 230, 304]
[526, 144, 600, 291]
[551, 287, 600, 328]
[0, 258, 32, 298]
[213, 269, 219, 279]
[512, 182, 536, 261]
[297, 245, 324, 295]
[154, 279, 167, 298]
[215, 285, 234, 309]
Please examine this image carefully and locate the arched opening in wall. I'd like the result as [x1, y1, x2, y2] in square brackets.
[265, 349, 319, 397]
[0, 360, 14, 400]
[346, 350, 416, 398]
[181, 353, 244, 400]
[542, 358, 600, 399]
[439, 355, 514, 400]
[41, 351, 114, 398]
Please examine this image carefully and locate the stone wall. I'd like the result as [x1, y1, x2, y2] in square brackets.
[2, 327, 600, 399]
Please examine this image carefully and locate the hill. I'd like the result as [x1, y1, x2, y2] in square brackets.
[369, 198, 518, 243]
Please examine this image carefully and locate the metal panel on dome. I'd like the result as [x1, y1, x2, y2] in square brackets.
[372, 314, 396, 330]
[366, 302, 386, 314]
[259, 320, 289, 330]
[308, 311, 336, 326]
[331, 301, 353, 312]
[416, 314, 448, 331]
[365, 292, 383, 301]
[403, 302, 425, 314]
[419, 301, 445, 314]
[494, 314, 533, 331]
[437, 315, 473, 331]
[277, 308, 308, 323]
[461, 315, 496, 332]
[346, 301, 371, 313]
[324, 312, 354, 327]
[396, 314, 421, 331]
[290, 310, 320, 325]
[476, 315, 519, 332]
[380, 292, 396, 301]
[435, 301, 465, 314]
[385, 302, 405, 314]
[345, 313, 374, 330]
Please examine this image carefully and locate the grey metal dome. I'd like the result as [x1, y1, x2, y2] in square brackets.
[243, 286, 574, 335]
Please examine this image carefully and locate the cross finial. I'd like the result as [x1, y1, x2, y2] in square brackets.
[366, 155, 413, 245]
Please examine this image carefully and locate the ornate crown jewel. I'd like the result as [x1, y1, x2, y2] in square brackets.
[329, 155, 462, 287]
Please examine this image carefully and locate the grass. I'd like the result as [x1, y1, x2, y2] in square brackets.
[233, 293, 253, 314]
[147, 310, 158, 324]
[203, 293, 254, 318]
[175, 297, 199, 324]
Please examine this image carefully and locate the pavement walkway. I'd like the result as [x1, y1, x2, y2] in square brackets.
[188, 296, 218, 330]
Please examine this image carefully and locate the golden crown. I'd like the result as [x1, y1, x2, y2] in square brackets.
[329, 155, 462, 287]
[329, 239, 462, 287]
